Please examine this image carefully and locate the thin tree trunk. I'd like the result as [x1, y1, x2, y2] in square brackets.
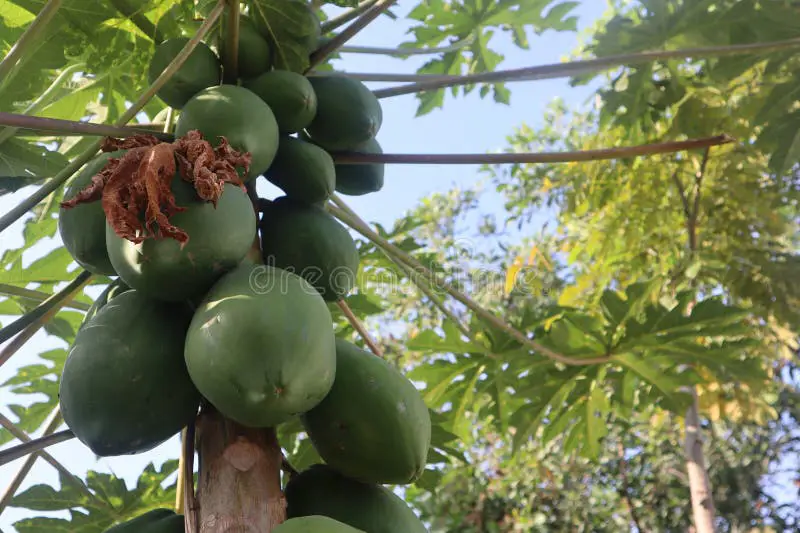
[684, 389, 716, 533]
[194, 408, 286, 532]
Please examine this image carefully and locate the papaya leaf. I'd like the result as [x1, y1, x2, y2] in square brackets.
[407, 323, 488, 355]
[10, 461, 179, 533]
[612, 352, 692, 413]
[247, 0, 318, 73]
[0, 138, 70, 180]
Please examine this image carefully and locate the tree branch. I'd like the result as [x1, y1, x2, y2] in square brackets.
[0, 0, 225, 235]
[336, 299, 383, 356]
[320, 0, 380, 34]
[336, 36, 475, 57]
[373, 36, 800, 99]
[0, 409, 64, 513]
[617, 441, 646, 533]
[0, 428, 75, 467]
[307, 0, 396, 72]
[0, 270, 93, 347]
[0, 0, 63, 90]
[0, 112, 175, 141]
[309, 71, 455, 82]
[330, 135, 734, 165]
[0, 283, 91, 311]
[671, 168, 692, 219]
[328, 196, 611, 367]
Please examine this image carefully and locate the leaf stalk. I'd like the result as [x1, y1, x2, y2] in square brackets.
[0, 0, 64, 91]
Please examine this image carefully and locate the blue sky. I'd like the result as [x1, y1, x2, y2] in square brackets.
[0, 2, 611, 530]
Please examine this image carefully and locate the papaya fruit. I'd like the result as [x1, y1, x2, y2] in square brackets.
[251, 2, 320, 57]
[175, 84, 280, 180]
[103, 509, 184, 533]
[302, 338, 431, 484]
[285, 464, 428, 533]
[259, 197, 359, 301]
[148, 38, 221, 109]
[305, 75, 383, 150]
[58, 150, 126, 275]
[106, 179, 255, 303]
[244, 70, 317, 133]
[265, 137, 335, 204]
[218, 15, 272, 79]
[332, 137, 385, 196]
[273, 516, 366, 533]
[184, 263, 336, 428]
[60, 291, 200, 456]
[77, 278, 131, 333]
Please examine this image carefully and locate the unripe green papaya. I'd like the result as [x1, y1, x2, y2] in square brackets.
[218, 15, 272, 79]
[77, 278, 131, 333]
[105, 180, 255, 303]
[184, 263, 337, 428]
[332, 137, 385, 196]
[58, 150, 126, 275]
[285, 464, 428, 533]
[259, 197, 359, 301]
[244, 70, 317, 134]
[265, 137, 335, 204]
[306, 75, 383, 151]
[302, 338, 431, 484]
[273, 516, 366, 533]
[175, 84, 280, 180]
[103, 509, 184, 533]
[148, 38, 221, 109]
[60, 291, 201, 456]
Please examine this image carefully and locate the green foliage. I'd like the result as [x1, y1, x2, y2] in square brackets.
[10, 461, 179, 533]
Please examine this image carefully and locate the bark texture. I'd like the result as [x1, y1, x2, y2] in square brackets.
[684, 389, 717, 533]
[195, 409, 286, 533]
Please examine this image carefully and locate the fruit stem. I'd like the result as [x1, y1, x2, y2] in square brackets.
[319, 0, 380, 35]
[0, 112, 175, 141]
[0, 283, 91, 311]
[337, 36, 476, 57]
[0, 428, 75, 468]
[108, 0, 165, 43]
[328, 196, 612, 367]
[336, 299, 383, 356]
[0, 270, 93, 348]
[373, 35, 800, 99]
[0, 408, 65, 514]
[328, 135, 735, 165]
[222, 0, 240, 84]
[0, 413, 95, 501]
[0, 0, 63, 92]
[306, 0, 396, 73]
[0, 0, 226, 235]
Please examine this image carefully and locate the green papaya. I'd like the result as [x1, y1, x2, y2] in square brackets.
[273, 516, 366, 533]
[285, 464, 428, 533]
[218, 15, 272, 79]
[184, 263, 336, 428]
[103, 509, 184, 533]
[302, 338, 431, 485]
[265, 137, 335, 204]
[78, 278, 131, 332]
[60, 291, 200, 456]
[106, 180, 255, 303]
[244, 70, 317, 133]
[305, 75, 383, 150]
[332, 137, 385, 196]
[252, 2, 320, 57]
[148, 38, 221, 109]
[58, 150, 125, 275]
[259, 197, 359, 301]
[175, 84, 280, 180]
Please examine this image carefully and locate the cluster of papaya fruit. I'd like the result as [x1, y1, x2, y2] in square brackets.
[55, 7, 430, 533]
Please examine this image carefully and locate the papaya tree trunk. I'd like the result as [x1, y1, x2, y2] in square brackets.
[195, 408, 286, 532]
[685, 389, 716, 533]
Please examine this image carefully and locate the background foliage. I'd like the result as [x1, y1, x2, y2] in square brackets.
[0, 0, 798, 532]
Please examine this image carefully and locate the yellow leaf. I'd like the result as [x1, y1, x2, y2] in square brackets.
[504, 256, 524, 296]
